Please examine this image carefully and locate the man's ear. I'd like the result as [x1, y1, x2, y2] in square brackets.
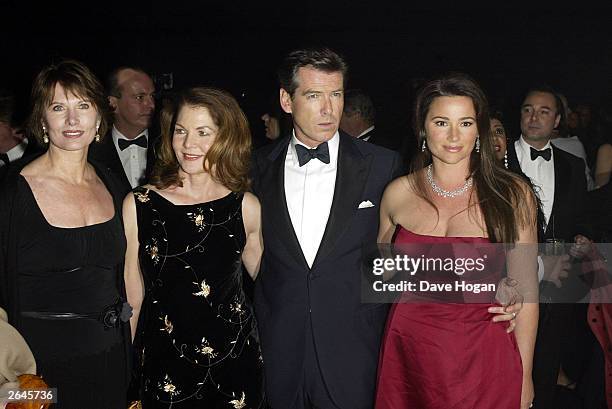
[554, 113, 561, 129]
[108, 96, 118, 112]
[279, 88, 292, 114]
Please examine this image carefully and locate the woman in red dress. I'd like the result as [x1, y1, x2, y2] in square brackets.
[375, 74, 539, 409]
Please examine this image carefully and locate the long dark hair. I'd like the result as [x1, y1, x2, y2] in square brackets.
[411, 73, 536, 243]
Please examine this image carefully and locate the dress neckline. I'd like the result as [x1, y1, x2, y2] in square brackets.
[145, 188, 236, 207]
[18, 174, 117, 230]
[395, 224, 488, 240]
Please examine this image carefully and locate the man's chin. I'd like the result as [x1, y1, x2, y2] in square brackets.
[524, 133, 549, 141]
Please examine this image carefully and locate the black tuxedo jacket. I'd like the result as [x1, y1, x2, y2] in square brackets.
[358, 127, 398, 151]
[358, 127, 375, 143]
[506, 142, 587, 241]
[251, 132, 401, 408]
[507, 140, 588, 407]
[88, 130, 158, 199]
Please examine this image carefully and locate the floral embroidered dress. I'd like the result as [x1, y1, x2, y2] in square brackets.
[133, 187, 264, 409]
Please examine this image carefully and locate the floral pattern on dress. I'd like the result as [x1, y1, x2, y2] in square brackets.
[133, 187, 265, 408]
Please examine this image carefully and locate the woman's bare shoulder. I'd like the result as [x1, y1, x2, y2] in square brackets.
[384, 172, 420, 200]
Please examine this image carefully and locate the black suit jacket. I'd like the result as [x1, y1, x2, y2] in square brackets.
[251, 132, 401, 409]
[508, 140, 588, 407]
[88, 130, 159, 199]
[358, 127, 399, 152]
[506, 142, 587, 241]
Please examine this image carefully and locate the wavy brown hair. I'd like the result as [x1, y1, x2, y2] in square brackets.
[411, 73, 537, 243]
[27, 59, 110, 145]
[150, 87, 251, 192]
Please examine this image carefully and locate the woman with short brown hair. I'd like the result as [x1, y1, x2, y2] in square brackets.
[0, 59, 130, 408]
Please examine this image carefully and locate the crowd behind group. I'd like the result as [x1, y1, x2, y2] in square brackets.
[0, 46, 611, 409]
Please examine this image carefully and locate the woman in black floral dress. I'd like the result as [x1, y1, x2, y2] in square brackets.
[123, 88, 265, 408]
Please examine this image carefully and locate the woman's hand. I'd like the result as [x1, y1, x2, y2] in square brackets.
[489, 302, 521, 333]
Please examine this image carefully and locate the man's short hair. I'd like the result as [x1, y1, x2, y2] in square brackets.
[107, 66, 151, 98]
[523, 84, 563, 113]
[277, 47, 348, 97]
[343, 89, 375, 125]
[523, 84, 567, 137]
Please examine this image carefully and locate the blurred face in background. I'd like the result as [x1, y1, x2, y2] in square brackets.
[110, 69, 155, 138]
[0, 121, 23, 152]
[490, 118, 507, 162]
[261, 113, 280, 140]
[575, 104, 592, 128]
[567, 111, 580, 131]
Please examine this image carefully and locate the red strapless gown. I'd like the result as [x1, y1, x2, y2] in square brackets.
[374, 227, 522, 409]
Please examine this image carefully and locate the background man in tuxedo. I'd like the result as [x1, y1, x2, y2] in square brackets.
[506, 86, 589, 409]
[0, 91, 40, 169]
[251, 48, 401, 409]
[339, 89, 376, 142]
[88, 66, 157, 197]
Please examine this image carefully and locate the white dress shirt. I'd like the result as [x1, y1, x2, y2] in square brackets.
[112, 126, 149, 188]
[284, 132, 340, 267]
[357, 126, 375, 141]
[0, 139, 27, 167]
[515, 136, 555, 227]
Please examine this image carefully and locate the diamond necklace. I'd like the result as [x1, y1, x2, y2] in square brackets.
[426, 164, 473, 198]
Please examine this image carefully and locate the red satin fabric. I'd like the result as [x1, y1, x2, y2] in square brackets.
[375, 227, 523, 409]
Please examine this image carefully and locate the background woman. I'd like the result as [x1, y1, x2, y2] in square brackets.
[490, 109, 509, 166]
[375, 74, 539, 409]
[0, 60, 130, 408]
[124, 87, 265, 408]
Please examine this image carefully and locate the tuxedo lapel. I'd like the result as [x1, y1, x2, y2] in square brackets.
[546, 146, 570, 238]
[507, 141, 521, 174]
[89, 132, 131, 194]
[145, 132, 158, 178]
[313, 134, 371, 267]
[260, 138, 309, 270]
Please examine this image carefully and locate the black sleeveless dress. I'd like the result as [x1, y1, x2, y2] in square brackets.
[133, 187, 265, 409]
[16, 175, 128, 409]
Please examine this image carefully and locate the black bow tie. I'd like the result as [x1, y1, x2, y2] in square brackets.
[0, 153, 9, 166]
[530, 147, 551, 161]
[118, 135, 148, 151]
[295, 142, 330, 166]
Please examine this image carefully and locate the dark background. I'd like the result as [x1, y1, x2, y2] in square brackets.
[2, 4, 612, 152]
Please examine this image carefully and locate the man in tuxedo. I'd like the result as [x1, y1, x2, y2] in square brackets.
[251, 48, 401, 409]
[339, 89, 376, 142]
[88, 66, 157, 197]
[506, 86, 588, 409]
[0, 92, 40, 171]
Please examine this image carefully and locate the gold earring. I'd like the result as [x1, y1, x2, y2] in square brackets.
[95, 128, 101, 143]
[42, 127, 49, 144]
